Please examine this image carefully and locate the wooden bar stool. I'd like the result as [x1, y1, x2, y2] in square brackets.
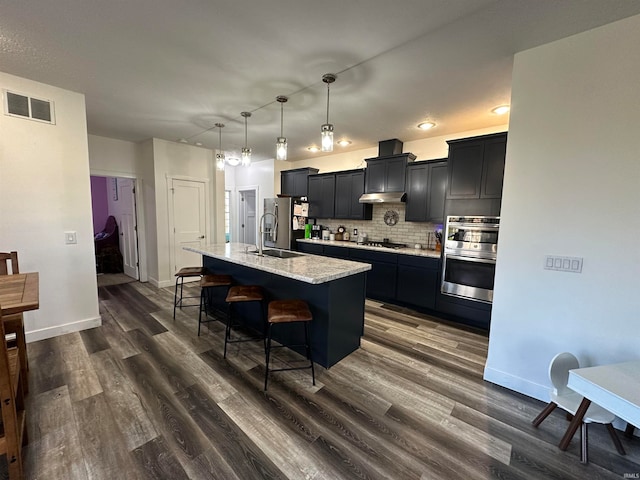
[224, 285, 266, 358]
[198, 274, 232, 336]
[173, 266, 205, 319]
[264, 299, 315, 391]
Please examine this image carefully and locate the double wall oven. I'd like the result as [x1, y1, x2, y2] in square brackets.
[441, 216, 499, 304]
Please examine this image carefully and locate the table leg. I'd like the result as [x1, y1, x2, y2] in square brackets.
[559, 397, 591, 451]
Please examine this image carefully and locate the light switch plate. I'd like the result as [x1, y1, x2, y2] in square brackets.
[544, 255, 583, 273]
[65, 231, 77, 244]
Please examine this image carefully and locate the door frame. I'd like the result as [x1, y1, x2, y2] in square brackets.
[237, 186, 259, 246]
[90, 169, 147, 283]
[167, 174, 210, 279]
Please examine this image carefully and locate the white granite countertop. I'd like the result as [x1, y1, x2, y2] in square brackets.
[185, 243, 372, 285]
[296, 238, 442, 259]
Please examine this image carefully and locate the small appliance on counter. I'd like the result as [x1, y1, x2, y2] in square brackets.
[357, 233, 368, 244]
[311, 224, 322, 239]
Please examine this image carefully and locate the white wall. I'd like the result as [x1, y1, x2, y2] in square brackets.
[0, 72, 100, 341]
[484, 14, 640, 400]
[88, 134, 141, 177]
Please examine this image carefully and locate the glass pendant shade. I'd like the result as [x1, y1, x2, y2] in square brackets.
[216, 153, 225, 171]
[321, 124, 334, 152]
[276, 137, 287, 161]
[241, 147, 251, 166]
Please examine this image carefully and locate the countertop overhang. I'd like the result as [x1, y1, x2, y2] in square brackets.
[185, 243, 372, 285]
[296, 238, 442, 259]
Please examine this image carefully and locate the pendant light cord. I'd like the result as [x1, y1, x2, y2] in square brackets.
[280, 101, 284, 137]
[326, 82, 331, 124]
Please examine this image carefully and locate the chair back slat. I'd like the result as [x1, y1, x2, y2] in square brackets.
[0, 251, 20, 275]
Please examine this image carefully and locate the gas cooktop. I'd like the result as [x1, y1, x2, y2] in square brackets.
[362, 241, 407, 249]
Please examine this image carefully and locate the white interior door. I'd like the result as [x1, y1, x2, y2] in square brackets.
[117, 178, 139, 279]
[171, 178, 207, 274]
[239, 189, 257, 245]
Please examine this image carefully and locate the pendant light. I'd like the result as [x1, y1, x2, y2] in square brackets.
[276, 95, 288, 161]
[241, 111, 252, 167]
[215, 123, 226, 171]
[321, 73, 336, 152]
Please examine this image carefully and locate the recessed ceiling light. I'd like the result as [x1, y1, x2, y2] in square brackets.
[337, 139, 351, 147]
[307, 146, 320, 153]
[195, 142, 203, 146]
[178, 138, 188, 143]
[417, 121, 436, 130]
[227, 157, 241, 167]
[492, 105, 510, 115]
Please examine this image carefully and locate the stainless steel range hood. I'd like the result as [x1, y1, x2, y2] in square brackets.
[359, 192, 407, 204]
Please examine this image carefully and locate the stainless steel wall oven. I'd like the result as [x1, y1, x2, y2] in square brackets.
[441, 216, 499, 303]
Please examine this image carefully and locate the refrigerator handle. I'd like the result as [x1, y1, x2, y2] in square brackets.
[273, 204, 278, 242]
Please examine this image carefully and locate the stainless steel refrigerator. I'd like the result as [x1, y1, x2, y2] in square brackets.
[263, 197, 307, 250]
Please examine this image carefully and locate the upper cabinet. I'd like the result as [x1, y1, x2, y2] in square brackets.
[446, 133, 507, 200]
[307, 173, 335, 219]
[405, 160, 447, 223]
[334, 169, 372, 220]
[364, 153, 416, 193]
[280, 167, 319, 197]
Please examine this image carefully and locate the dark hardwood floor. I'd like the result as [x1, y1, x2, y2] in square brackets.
[16, 281, 639, 479]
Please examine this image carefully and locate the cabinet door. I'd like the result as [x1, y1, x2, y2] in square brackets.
[405, 164, 428, 221]
[307, 176, 322, 217]
[334, 173, 351, 219]
[320, 175, 335, 218]
[292, 171, 309, 197]
[427, 163, 447, 223]
[447, 142, 484, 199]
[385, 157, 407, 192]
[480, 138, 506, 199]
[365, 160, 386, 193]
[297, 242, 323, 254]
[348, 171, 371, 220]
[396, 266, 438, 309]
[281, 172, 294, 196]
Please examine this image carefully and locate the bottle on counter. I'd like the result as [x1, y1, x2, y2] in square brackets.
[353, 228, 358, 243]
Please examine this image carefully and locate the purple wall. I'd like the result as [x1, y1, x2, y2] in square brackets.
[90, 176, 109, 234]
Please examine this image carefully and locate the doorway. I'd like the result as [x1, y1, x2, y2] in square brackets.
[238, 188, 257, 245]
[90, 175, 141, 281]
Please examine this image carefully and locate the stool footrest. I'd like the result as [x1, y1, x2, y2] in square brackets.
[267, 365, 314, 374]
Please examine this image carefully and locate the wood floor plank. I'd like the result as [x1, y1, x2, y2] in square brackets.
[72, 393, 144, 480]
[130, 436, 191, 480]
[89, 349, 159, 450]
[177, 383, 287, 480]
[18, 281, 640, 480]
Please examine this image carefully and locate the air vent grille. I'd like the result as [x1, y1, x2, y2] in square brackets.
[4, 90, 55, 124]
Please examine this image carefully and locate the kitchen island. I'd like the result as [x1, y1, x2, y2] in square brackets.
[185, 243, 372, 368]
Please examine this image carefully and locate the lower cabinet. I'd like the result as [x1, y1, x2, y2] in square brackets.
[396, 255, 440, 310]
[349, 249, 398, 301]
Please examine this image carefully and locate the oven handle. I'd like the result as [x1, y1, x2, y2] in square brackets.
[445, 254, 496, 264]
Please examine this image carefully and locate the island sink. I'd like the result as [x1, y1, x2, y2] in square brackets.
[253, 249, 304, 259]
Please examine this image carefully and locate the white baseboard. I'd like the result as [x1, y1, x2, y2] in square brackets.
[26, 316, 102, 343]
[483, 366, 549, 403]
[148, 276, 174, 289]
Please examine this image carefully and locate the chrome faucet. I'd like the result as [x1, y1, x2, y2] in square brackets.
[257, 212, 278, 256]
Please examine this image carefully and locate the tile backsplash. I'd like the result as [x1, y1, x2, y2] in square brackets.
[314, 203, 443, 249]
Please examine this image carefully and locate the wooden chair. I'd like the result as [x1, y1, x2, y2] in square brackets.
[0, 252, 28, 394]
[532, 352, 625, 463]
[0, 309, 27, 479]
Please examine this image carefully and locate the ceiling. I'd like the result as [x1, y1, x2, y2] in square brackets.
[2, 1, 640, 163]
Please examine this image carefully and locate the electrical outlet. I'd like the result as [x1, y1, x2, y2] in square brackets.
[65, 231, 77, 244]
[544, 255, 583, 273]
